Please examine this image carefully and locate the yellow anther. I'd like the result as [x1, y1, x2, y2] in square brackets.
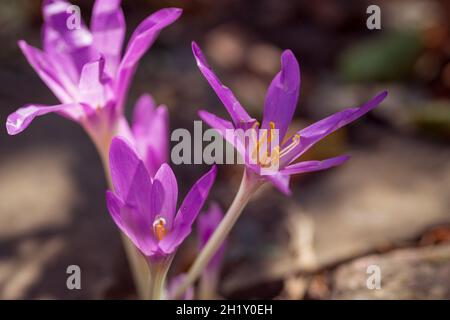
[268, 121, 276, 143]
[152, 217, 167, 241]
[250, 122, 280, 167]
[252, 128, 269, 160]
[247, 121, 300, 168]
[280, 134, 301, 158]
[269, 122, 276, 130]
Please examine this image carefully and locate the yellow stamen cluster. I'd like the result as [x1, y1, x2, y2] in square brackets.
[250, 121, 300, 168]
[152, 217, 167, 241]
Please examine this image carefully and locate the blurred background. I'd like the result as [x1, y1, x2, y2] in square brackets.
[0, 0, 449, 299]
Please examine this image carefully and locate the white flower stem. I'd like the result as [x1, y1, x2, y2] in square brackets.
[199, 271, 219, 300]
[174, 168, 263, 298]
[147, 256, 172, 300]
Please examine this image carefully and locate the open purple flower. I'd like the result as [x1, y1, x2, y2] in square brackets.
[6, 0, 181, 152]
[117, 94, 169, 177]
[106, 137, 217, 263]
[193, 42, 388, 195]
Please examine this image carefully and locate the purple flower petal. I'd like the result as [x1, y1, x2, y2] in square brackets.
[158, 166, 217, 254]
[109, 137, 153, 221]
[151, 163, 178, 230]
[106, 190, 157, 256]
[264, 173, 291, 195]
[132, 95, 168, 176]
[6, 103, 82, 135]
[261, 50, 300, 142]
[115, 115, 134, 142]
[78, 57, 112, 107]
[91, 0, 126, 76]
[115, 8, 182, 110]
[42, 0, 98, 76]
[192, 42, 253, 127]
[41, 26, 80, 86]
[281, 91, 388, 166]
[132, 94, 156, 128]
[198, 110, 247, 159]
[280, 155, 350, 175]
[18, 40, 76, 103]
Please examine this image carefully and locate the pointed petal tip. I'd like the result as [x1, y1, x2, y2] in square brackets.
[155, 7, 183, 22]
[197, 165, 218, 195]
[153, 162, 178, 225]
[281, 49, 295, 60]
[272, 179, 291, 196]
[6, 104, 75, 136]
[191, 42, 208, 66]
[6, 111, 26, 135]
[17, 39, 26, 49]
[198, 110, 226, 128]
[280, 49, 300, 80]
[363, 90, 388, 112]
[282, 188, 292, 196]
[6, 119, 22, 135]
[379, 90, 388, 100]
[328, 154, 351, 167]
[197, 109, 210, 119]
[139, 93, 155, 103]
[322, 154, 351, 168]
[135, 93, 156, 112]
[371, 90, 388, 105]
[203, 165, 218, 190]
[281, 49, 299, 64]
[170, 7, 183, 15]
[17, 40, 34, 56]
[156, 162, 174, 175]
[191, 41, 199, 51]
[110, 135, 129, 149]
[209, 164, 218, 177]
[329, 154, 351, 163]
[156, 104, 168, 113]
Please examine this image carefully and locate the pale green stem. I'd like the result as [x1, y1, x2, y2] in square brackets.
[173, 168, 263, 298]
[146, 256, 173, 300]
[198, 271, 219, 300]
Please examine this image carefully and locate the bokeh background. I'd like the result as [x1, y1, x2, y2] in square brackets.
[0, 0, 449, 299]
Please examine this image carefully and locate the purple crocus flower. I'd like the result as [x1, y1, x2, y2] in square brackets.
[6, 0, 181, 152]
[118, 94, 169, 177]
[193, 42, 388, 195]
[106, 137, 217, 263]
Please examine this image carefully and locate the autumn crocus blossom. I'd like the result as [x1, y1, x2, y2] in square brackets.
[193, 42, 388, 194]
[106, 137, 217, 263]
[6, 0, 181, 155]
[119, 94, 169, 177]
[172, 44, 388, 297]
